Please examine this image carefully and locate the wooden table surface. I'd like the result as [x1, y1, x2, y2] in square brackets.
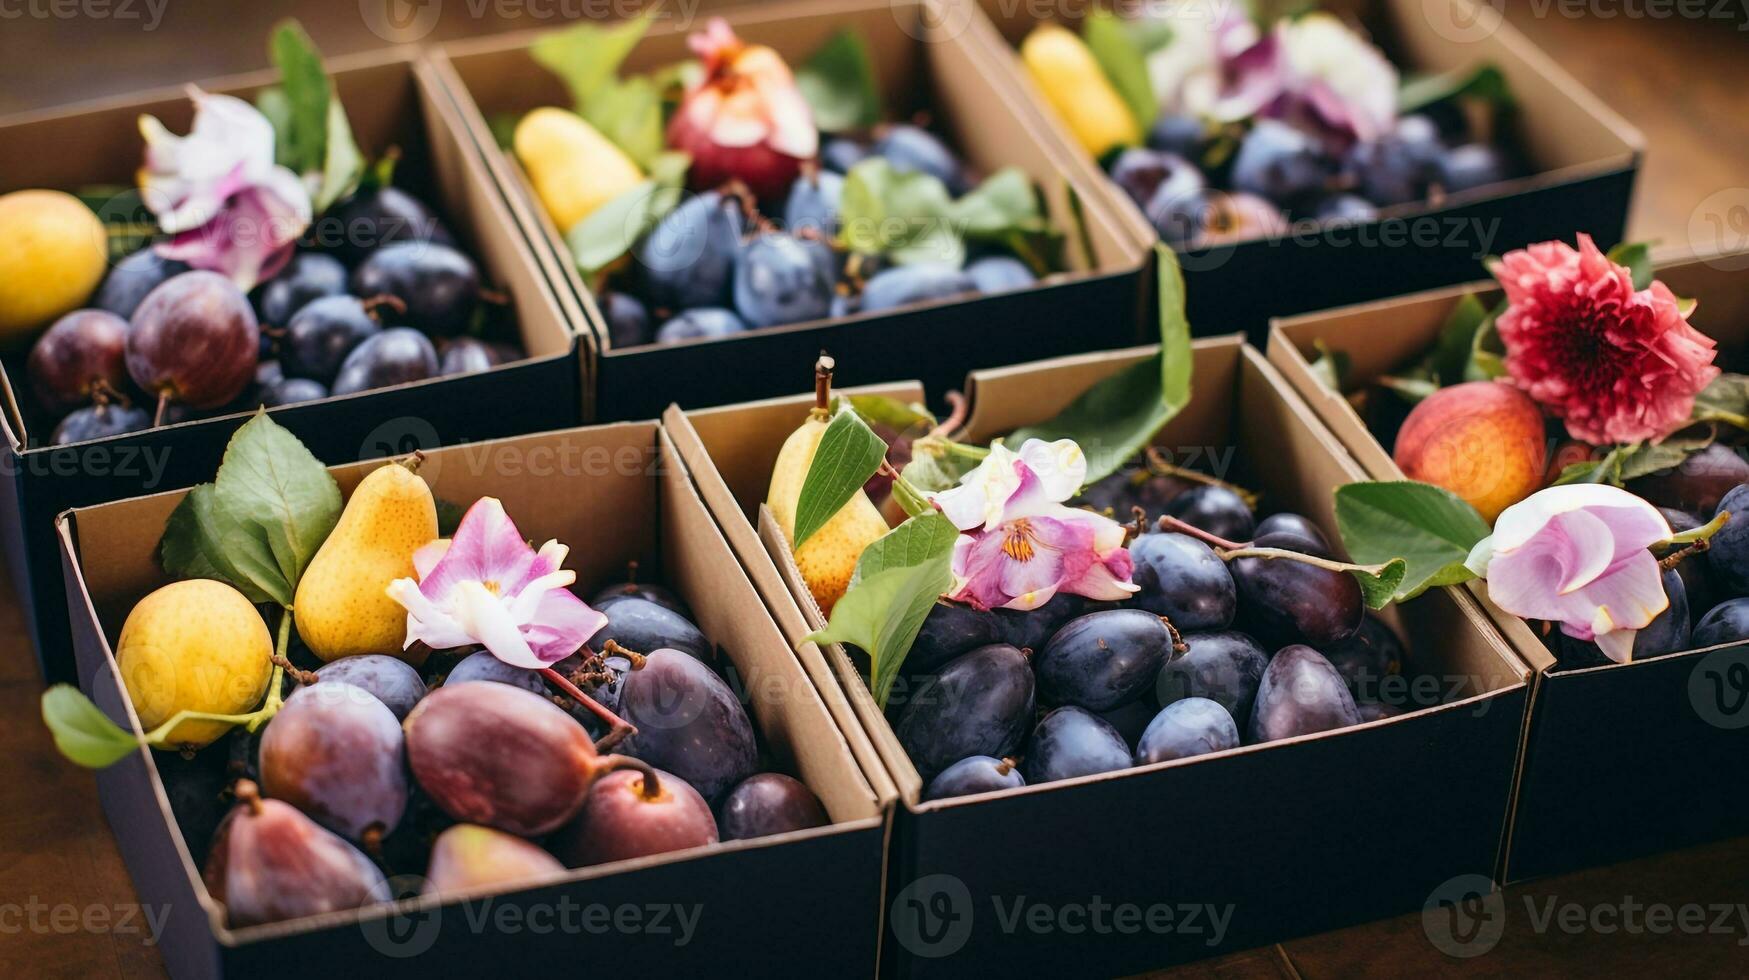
[2, 4, 1747, 978]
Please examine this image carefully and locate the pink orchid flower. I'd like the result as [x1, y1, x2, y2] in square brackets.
[138, 88, 312, 290]
[386, 497, 606, 669]
[1466, 484, 1672, 663]
[930, 439, 1138, 612]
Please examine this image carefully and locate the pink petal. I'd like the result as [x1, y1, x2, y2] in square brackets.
[452, 582, 543, 669]
[419, 498, 538, 605]
[412, 540, 451, 580]
[522, 589, 607, 664]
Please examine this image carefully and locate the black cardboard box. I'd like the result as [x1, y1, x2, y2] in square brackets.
[430, 0, 1152, 422]
[668, 336, 1533, 976]
[58, 420, 894, 979]
[0, 51, 583, 684]
[1269, 251, 1749, 882]
[971, 0, 1643, 342]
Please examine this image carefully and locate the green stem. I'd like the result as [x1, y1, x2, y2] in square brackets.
[1215, 546, 1405, 581]
[143, 606, 292, 748]
[1666, 510, 1729, 547]
[889, 474, 935, 519]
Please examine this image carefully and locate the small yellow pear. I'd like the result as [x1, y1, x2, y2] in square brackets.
[767, 358, 891, 615]
[1020, 25, 1141, 159]
[513, 107, 646, 233]
[294, 462, 438, 663]
[0, 190, 108, 345]
[116, 579, 274, 749]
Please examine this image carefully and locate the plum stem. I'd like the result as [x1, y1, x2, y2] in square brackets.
[625, 559, 640, 585]
[397, 450, 426, 475]
[152, 390, 171, 428]
[596, 754, 663, 800]
[540, 666, 636, 751]
[601, 639, 647, 670]
[996, 757, 1016, 776]
[1660, 538, 1711, 572]
[1155, 515, 1250, 552]
[234, 779, 265, 816]
[269, 650, 318, 686]
[1157, 614, 1188, 656]
[360, 294, 408, 320]
[813, 354, 835, 413]
[925, 390, 969, 441]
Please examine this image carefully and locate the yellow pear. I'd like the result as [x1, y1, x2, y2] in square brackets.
[767, 358, 891, 615]
[116, 579, 273, 749]
[513, 107, 645, 233]
[0, 189, 108, 345]
[1020, 25, 1141, 159]
[294, 462, 437, 663]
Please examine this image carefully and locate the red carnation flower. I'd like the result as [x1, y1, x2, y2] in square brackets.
[1491, 234, 1719, 445]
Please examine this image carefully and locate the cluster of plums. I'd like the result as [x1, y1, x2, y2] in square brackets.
[893, 461, 1422, 801]
[1108, 107, 1514, 248]
[599, 124, 1039, 349]
[173, 570, 828, 928]
[1559, 444, 1749, 668]
[26, 186, 522, 445]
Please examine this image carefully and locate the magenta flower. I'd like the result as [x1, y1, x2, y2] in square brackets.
[386, 497, 606, 669]
[1493, 234, 1720, 445]
[930, 439, 1138, 612]
[1466, 484, 1672, 663]
[138, 88, 312, 290]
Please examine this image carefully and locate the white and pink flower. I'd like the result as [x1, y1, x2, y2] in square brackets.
[138, 88, 312, 290]
[930, 439, 1138, 612]
[1466, 484, 1673, 663]
[386, 497, 606, 669]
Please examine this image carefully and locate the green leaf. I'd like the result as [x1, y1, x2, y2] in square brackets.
[1308, 341, 1349, 391]
[314, 97, 365, 214]
[949, 167, 1050, 240]
[1551, 459, 1606, 486]
[806, 512, 958, 707]
[530, 13, 653, 111]
[1352, 558, 1409, 609]
[796, 30, 881, 132]
[1606, 241, 1656, 290]
[1008, 245, 1191, 484]
[161, 484, 280, 605]
[1616, 438, 1711, 482]
[41, 685, 139, 769]
[211, 412, 343, 597]
[1378, 375, 1440, 403]
[1691, 373, 1749, 430]
[581, 75, 665, 168]
[900, 438, 980, 493]
[1431, 293, 1489, 386]
[1082, 10, 1156, 136]
[268, 19, 330, 173]
[1398, 63, 1514, 115]
[839, 158, 965, 267]
[1334, 481, 1491, 601]
[256, 87, 295, 164]
[793, 406, 890, 549]
[565, 153, 689, 276]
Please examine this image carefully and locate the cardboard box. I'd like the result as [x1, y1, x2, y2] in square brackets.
[58, 420, 894, 979]
[971, 0, 1643, 341]
[0, 50, 582, 684]
[669, 336, 1531, 976]
[1268, 251, 1749, 882]
[431, 0, 1152, 422]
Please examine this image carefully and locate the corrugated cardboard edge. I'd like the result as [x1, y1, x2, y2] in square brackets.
[54, 419, 890, 957]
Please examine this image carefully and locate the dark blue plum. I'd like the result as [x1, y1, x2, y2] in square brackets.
[992, 592, 1088, 652]
[1022, 707, 1131, 784]
[894, 644, 1035, 780]
[319, 185, 454, 266]
[1707, 484, 1749, 593]
[1128, 532, 1236, 631]
[52, 404, 150, 444]
[1231, 120, 1328, 207]
[617, 649, 757, 803]
[439, 337, 497, 377]
[923, 755, 1025, 802]
[260, 377, 328, 407]
[871, 124, 966, 194]
[282, 295, 380, 384]
[94, 249, 189, 319]
[656, 308, 748, 344]
[1232, 532, 1364, 648]
[1134, 697, 1239, 765]
[820, 138, 869, 174]
[600, 291, 653, 349]
[1163, 485, 1255, 541]
[1254, 512, 1329, 553]
[255, 252, 347, 326]
[1322, 613, 1405, 698]
[1347, 120, 1440, 206]
[1248, 645, 1361, 743]
[590, 574, 692, 619]
[1155, 630, 1268, 728]
[783, 170, 843, 237]
[718, 773, 827, 840]
[1695, 597, 1749, 649]
[965, 256, 1036, 294]
[588, 596, 711, 662]
[858, 264, 978, 313]
[1035, 609, 1174, 711]
[1097, 697, 1158, 749]
[445, 650, 546, 695]
[1108, 148, 1201, 210]
[1312, 194, 1379, 224]
[906, 601, 1005, 676]
[636, 190, 745, 311]
[1146, 113, 1208, 159]
[351, 242, 479, 337]
[310, 654, 427, 720]
[330, 328, 438, 396]
[732, 234, 835, 328]
[1435, 143, 1509, 194]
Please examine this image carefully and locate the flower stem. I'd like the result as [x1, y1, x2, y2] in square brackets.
[596, 753, 663, 799]
[1666, 510, 1729, 547]
[1155, 514, 1250, 552]
[540, 667, 636, 752]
